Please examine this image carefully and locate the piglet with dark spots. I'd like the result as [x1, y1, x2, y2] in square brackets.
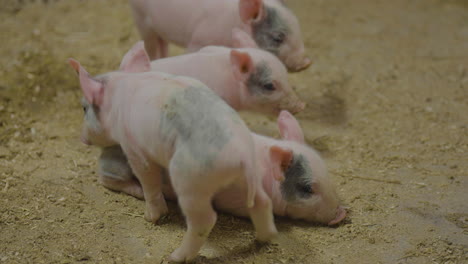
[149, 33, 305, 115]
[130, 0, 311, 72]
[214, 110, 347, 226]
[69, 42, 277, 262]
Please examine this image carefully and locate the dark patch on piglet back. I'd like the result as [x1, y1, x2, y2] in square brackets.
[280, 154, 313, 202]
[159, 87, 237, 168]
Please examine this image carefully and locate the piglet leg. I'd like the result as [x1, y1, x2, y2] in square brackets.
[158, 37, 169, 58]
[186, 30, 207, 53]
[169, 194, 217, 262]
[132, 17, 160, 59]
[248, 188, 277, 242]
[124, 148, 168, 223]
[144, 33, 162, 60]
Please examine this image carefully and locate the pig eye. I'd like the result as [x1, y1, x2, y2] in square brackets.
[82, 106, 87, 113]
[271, 32, 285, 45]
[262, 83, 276, 92]
[297, 183, 314, 195]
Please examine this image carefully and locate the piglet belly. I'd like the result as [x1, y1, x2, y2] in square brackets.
[213, 186, 249, 217]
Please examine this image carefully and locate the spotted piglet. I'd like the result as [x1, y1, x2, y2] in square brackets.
[149, 31, 306, 115]
[214, 111, 347, 225]
[130, 0, 311, 72]
[69, 44, 281, 262]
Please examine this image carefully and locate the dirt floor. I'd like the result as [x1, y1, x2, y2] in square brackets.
[0, 0, 467, 263]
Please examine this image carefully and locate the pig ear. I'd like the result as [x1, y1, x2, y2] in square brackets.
[232, 28, 259, 48]
[269, 146, 293, 182]
[278, 110, 305, 143]
[239, 0, 264, 24]
[68, 58, 104, 106]
[230, 50, 254, 81]
[119, 41, 151, 73]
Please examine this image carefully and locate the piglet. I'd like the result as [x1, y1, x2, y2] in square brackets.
[148, 31, 305, 115]
[213, 110, 347, 225]
[69, 43, 282, 262]
[130, 0, 312, 72]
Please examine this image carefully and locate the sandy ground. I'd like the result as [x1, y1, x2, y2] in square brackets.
[0, 0, 467, 263]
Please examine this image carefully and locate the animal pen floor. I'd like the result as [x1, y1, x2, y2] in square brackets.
[0, 0, 467, 263]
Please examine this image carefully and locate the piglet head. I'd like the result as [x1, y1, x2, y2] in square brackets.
[69, 58, 115, 147]
[273, 110, 346, 225]
[69, 42, 152, 147]
[238, 0, 311, 72]
[230, 48, 305, 115]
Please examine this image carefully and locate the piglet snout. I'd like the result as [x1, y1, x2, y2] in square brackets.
[292, 101, 306, 114]
[81, 135, 91, 145]
[280, 95, 306, 114]
[288, 57, 312, 72]
[298, 57, 312, 71]
[328, 206, 346, 226]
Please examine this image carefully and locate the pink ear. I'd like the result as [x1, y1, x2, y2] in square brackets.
[239, 0, 264, 24]
[232, 28, 259, 48]
[269, 145, 293, 182]
[68, 58, 104, 106]
[230, 50, 254, 81]
[68, 58, 80, 74]
[278, 110, 305, 143]
[119, 41, 151, 73]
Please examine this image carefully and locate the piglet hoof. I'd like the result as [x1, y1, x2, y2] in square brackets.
[144, 202, 168, 224]
[255, 228, 278, 243]
[168, 248, 195, 263]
